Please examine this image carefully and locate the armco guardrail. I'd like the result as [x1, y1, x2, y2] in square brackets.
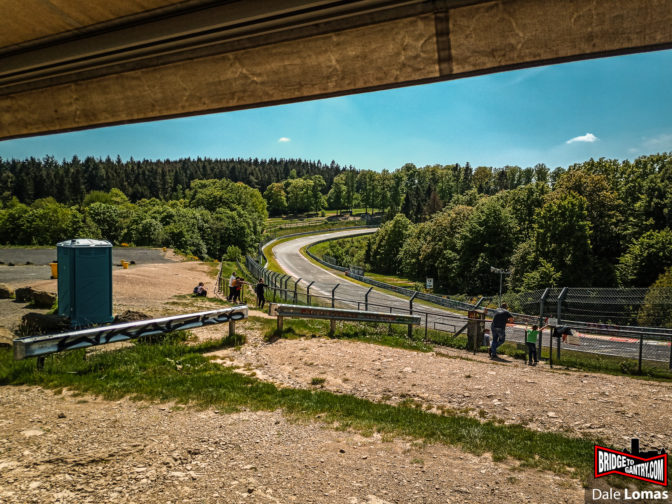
[270, 303, 420, 332]
[14, 306, 249, 365]
[345, 272, 476, 312]
[304, 230, 376, 273]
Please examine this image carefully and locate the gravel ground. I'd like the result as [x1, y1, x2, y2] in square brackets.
[0, 386, 584, 504]
[206, 326, 672, 451]
[1, 259, 668, 503]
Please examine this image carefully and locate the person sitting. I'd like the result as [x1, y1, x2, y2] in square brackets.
[193, 282, 207, 297]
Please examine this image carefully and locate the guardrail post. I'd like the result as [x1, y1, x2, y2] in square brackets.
[277, 316, 283, 331]
[229, 319, 236, 338]
[330, 319, 336, 335]
[425, 312, 428, 340]
[365, 287, 373, 311]
[408, 292, 418, 338]
[332, 284, 340, 308]
[556, 287, 568, 360]
[294, 278, 301, 304]
[306, 281, 315, 306]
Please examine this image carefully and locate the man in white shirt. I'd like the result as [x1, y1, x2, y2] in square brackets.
[227, 271, 237, 301]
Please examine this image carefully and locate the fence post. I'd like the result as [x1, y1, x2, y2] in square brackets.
[365, 287, 373, 311]
[294, 278, 301, 304]
[556, 287, 568, 361]
[332, 284, 340, 308]
[638, 332, 644, 374]
[408, 292, 418, 339]
[538, 288, 550, 359]
[425, 312, 428, 340]
[306, 281, 315, 306]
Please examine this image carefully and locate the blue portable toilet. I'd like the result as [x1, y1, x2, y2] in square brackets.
[57, 239, 114, 327]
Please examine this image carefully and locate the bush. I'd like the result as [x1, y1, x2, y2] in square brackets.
[224, 245, 242, 262]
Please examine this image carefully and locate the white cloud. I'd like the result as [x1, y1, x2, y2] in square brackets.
[277, 137, 291, 143]
[566, 133, 598, 144]
[643, 133, 672, 148]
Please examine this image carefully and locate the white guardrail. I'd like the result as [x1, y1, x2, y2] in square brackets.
[14, 306, 249, 366]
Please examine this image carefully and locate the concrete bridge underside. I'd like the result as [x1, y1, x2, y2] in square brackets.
[1, 0, 671, 140]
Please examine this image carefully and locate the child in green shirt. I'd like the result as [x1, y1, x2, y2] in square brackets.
[525, 325, 540, 366]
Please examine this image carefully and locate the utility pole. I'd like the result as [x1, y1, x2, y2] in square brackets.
[490, 266, 511, 307]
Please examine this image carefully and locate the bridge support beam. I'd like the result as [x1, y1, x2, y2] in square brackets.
[2, 0, 672, 140]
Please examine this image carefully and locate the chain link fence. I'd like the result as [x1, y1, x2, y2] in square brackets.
[234, 233, 672, 370]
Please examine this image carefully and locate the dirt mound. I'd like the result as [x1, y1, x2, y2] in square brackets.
[114, 310, 151, 323]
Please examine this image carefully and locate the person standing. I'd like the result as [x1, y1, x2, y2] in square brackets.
[254, 278, 268, 309]
[490, 302, 513, 360]
[227, 271, 237, 301]
[525, 324, 540, 365]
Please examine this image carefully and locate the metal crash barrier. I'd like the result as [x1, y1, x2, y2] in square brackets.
[13, 306, 249, 366]
[269, 303, 420, 334]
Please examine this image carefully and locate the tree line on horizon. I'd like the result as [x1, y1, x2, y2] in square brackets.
[1, 152, 671, 297]
[0, 155, 346, 204]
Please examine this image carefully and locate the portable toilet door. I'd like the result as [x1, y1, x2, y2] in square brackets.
[57, 239, 114, 327]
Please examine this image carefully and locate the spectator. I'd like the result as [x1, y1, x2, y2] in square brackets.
[525, 324, 541, 365]
[227, 271, 236, 301]
[255, 278, 268, 309]
[232, 276, 243, 303]
[193, 281, 207, 297]
[490, 302, 513, 360]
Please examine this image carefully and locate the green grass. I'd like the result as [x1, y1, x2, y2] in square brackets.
[0, 338, 602, 480]
[269, 220, 368, 238]
[262, 236, 297, 273]
[258, 317, 435, 352]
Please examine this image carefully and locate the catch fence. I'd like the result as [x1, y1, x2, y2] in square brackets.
[237, 250, 672, 370]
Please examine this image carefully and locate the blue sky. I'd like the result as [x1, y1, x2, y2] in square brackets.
[2, 49, 672, 172]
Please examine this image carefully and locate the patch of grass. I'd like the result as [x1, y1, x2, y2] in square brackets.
[262, 236, 297, 273]
[256, 316, 433, 352]
[311, 377, 326, 386]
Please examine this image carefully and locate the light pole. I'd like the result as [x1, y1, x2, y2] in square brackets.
[490, 266, 511, 307]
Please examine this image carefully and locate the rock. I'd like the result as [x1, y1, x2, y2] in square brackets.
[14, 286, 33, 303]
[547, 412, 558, 418]
[0, 327, 14, 347]
[32, 290, 57, 308]
[114, 310, 150, 323]
[20, 313, 70, 334]
[0, 283, 13, 299]
[20, 429, 44, 437]
[57, 412, 66, 419]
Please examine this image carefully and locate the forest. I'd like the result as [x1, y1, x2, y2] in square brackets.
[1, 153, 671, 295]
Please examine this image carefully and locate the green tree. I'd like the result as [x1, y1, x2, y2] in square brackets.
[455, 198, 516, 293]
[327, 174, 346, 214]
[369, 214, 413, 274]
[637, 267, 672, 327]
[534, 194, 592, 287]
[617, 229, 672, 287]
[263, 182, 288, 216]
